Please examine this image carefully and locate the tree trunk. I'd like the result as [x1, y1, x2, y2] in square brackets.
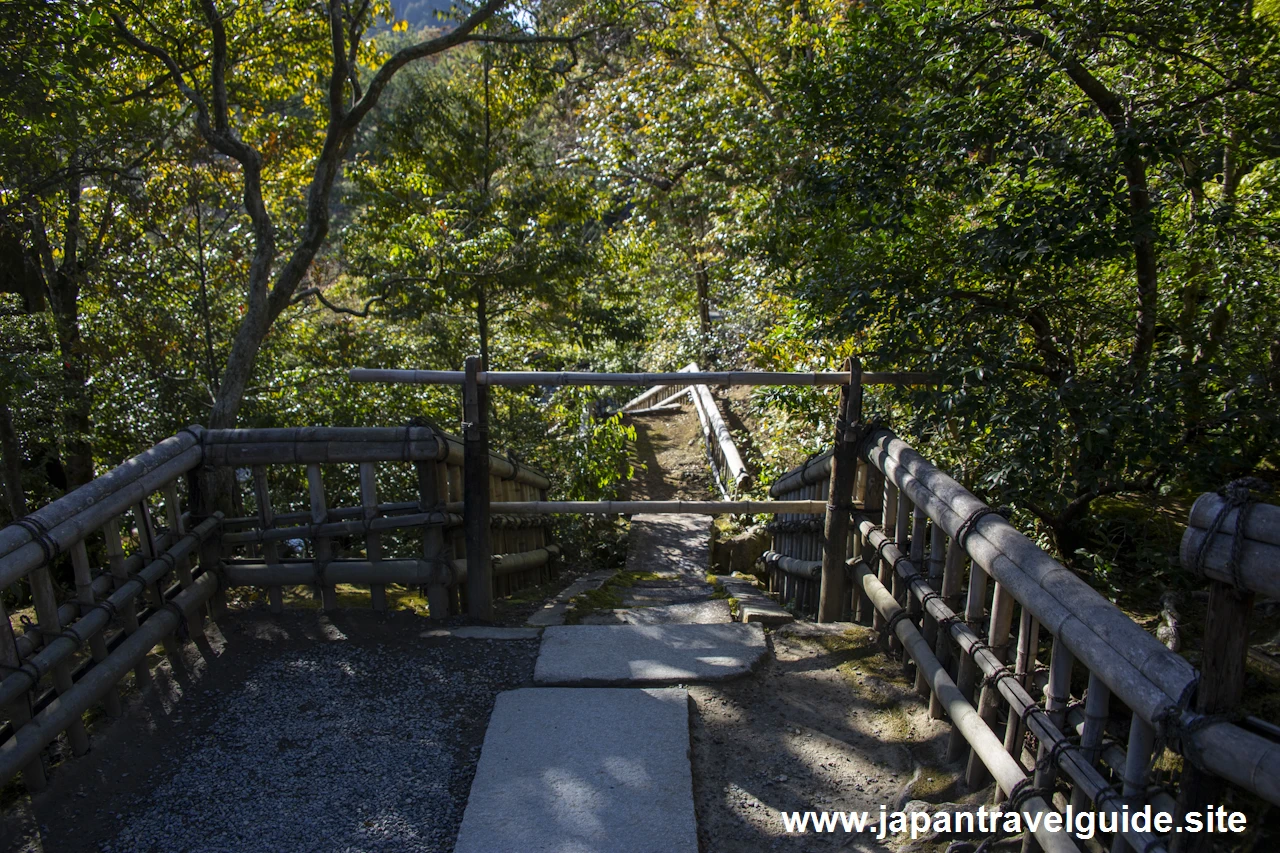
[1124, 153, 1158, 373]
[0, 402, 24, 519]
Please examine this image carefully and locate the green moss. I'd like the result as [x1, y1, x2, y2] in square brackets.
[562, 570, 674, 623]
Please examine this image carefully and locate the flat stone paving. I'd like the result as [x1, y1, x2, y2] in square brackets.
[534, 623, 767, 686]
[453, 687, 698, 853]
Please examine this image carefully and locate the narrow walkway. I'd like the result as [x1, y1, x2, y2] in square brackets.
[453, 403, 759, 851]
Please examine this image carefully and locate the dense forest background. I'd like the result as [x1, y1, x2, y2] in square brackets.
[2, 0, 1278, 604]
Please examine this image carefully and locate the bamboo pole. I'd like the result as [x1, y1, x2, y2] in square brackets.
[0, 454, 201, 590]
[0, 429, 202, 562]
[27, 557, 90, 757]
[617, 363, 698, 411]
[252, 466, 282, 614]
[968, 582, 1016, 788]
[850, 561, 1079, 853]
[351, 368, 940, 388]
[133, 501, 182, 662]
[360, 463, 386, 612]
[471, 500, 825, 515]
[306, 464, 337, 610]
[463, 356, 493, 622]
[762, 551, 821, 580]
[0, 517, 220, 710]
[104, 517, 150, 689]
[819, 359, 859, 623]
[0, 597, 45, 790]
[69, 541, 122, 719]
[221, 559, 451, 587]
[0, 571, 219, 788]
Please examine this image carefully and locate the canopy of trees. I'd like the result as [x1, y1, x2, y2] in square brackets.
[2, 0, 1277, 598]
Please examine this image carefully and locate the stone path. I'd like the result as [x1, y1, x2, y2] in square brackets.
[455, 407, 766, 852]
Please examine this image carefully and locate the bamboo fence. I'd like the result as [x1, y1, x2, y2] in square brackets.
[769, 427, 1280, 853]
[0, 423, 552, 793]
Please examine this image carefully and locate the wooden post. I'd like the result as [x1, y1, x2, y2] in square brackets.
[29, 559, 90, 756]
[1173, 580, 1254, 853]
[70, 541, 122, 718]
[0, 597, 46, 790]
[306, 464, 337, 611]
[135, 500, 182, 662]
[819, 359, 860, 623]
[416, 458, 451, 618]
[252, 466, 283, 614]
[360, 463, 386, 612]
[104, 517, 151, 689]
[463, 355, 494, 622]
[163, 482, 204, 642]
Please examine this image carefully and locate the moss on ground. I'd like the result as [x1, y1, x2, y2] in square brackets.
[562, 570, 669, 623]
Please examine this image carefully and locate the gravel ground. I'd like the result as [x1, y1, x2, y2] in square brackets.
[1, 608, 539, 853]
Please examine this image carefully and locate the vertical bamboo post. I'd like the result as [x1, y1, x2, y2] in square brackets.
[947, 555, 985, 761]
[162, 483, 195, 589]
[0, 597, 46, 791]
[918, 522, 945, 700]
[29, 559, 89, 755]
[1070, 671, 1110, 814]
[189, 466, 227, 619]
[1174, 579, 1254, 853]
[929, 535, 966, 719]
[463, 355, 494, 622]
[306, 464, 337, 611]
[1021, 641, 1075, 853]
[70, 541, 122, 718]
[819, 358, 860, 623]
[1108, 715, 1155, 853]
[968, 583, 1016, 789]
[104, 517, 151, 689]
[135, 500, 181, 661]
[162, 482, 204, 642]
[252, 466, 282, 614]
[875, 479, 897, 635]
[1003, 609, 1040, 769]
[359, 462, 386, 612]
[417, 458, 450, 618]
[906, 504, 927, 676]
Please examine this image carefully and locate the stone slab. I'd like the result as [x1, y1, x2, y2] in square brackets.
[738, 601, 794, 626]
[534, 623, 767, 686]
[579, 599, 732, 626]
[527, 570, 616, 627]
[453, 687, 697, 853]
[625, 514, 711, 578]
[420, 626, 542, 640]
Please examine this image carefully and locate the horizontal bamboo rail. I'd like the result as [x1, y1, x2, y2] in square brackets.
[350, 367, 939, 387]
[1180, 493, 1280, 598]
[856, 561, 1085, 853]
[468, 500, 825, 515]
[767, 424, 1280, 852]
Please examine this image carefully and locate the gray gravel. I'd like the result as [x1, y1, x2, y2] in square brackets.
[91, 634, 538, 853]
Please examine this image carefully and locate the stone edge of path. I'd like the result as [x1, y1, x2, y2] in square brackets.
[453, 687, 698, 853]
[525, 569, 617, 627]
[532, 622, 768, 687]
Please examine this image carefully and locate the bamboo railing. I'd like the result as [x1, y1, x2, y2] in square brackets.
[769, 428, 1280, 853]
[0, 423, 551, 793]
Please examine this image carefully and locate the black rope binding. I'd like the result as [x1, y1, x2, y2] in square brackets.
[884, 609, 912, 637]
[1192, 477, 1272, 591]
[955, 505, 1012, 551]
[162, 601, 191, 642]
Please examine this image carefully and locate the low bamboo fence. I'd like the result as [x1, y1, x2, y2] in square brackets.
[769, 427, 1280, 853]
[0, 423, 551, 793]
